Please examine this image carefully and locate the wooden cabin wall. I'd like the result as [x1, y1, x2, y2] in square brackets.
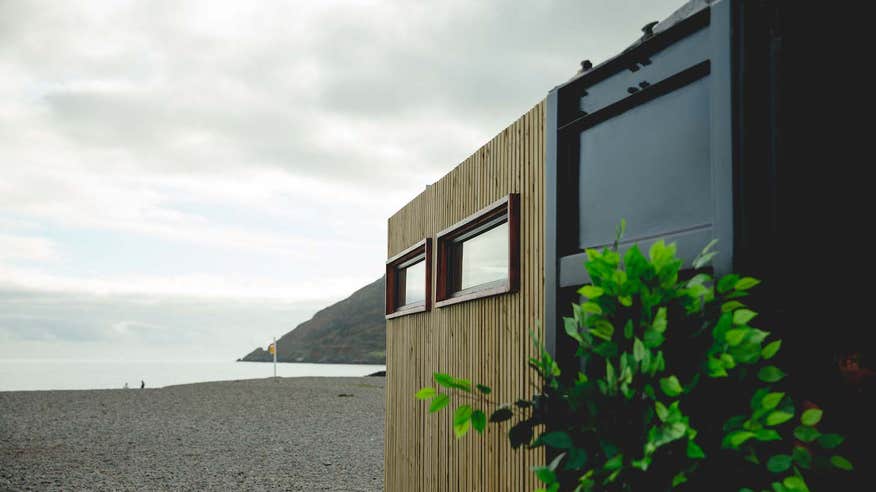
[385, 100, 546, 491]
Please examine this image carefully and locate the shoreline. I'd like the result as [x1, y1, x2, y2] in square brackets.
[0, 359, 385, 393]
[0, 374, 386, 394]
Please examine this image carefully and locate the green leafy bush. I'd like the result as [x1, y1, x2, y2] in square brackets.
[417, 228, 852, 491]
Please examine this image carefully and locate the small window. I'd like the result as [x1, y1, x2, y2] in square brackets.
[385, 239, 431, 319]
[436, 194, 519, 307]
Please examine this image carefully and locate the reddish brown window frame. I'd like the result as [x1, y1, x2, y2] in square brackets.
[435, 194, 520, 308]
[385, 238, 432, 319]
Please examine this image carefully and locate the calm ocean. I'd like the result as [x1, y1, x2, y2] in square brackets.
[0, 359, 386, 392]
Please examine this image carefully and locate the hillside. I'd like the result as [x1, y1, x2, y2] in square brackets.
[239, 276, 386, 364]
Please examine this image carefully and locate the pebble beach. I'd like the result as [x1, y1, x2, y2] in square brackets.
[0, 377, 384, 491]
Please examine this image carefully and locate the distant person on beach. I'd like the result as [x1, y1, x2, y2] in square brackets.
[140, 380, 145, 389]
[124, 382, 128, 389]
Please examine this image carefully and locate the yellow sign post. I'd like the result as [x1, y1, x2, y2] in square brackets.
[270, 337, 277, 379]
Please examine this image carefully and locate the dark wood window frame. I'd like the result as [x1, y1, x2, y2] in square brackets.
[385, 238, 431, 319]
[435, 194, 520, 308]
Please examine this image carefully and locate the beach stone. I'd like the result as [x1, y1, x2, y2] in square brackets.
[0, 377, 384, 491]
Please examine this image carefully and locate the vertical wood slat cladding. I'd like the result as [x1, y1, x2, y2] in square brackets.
[386, 100, 545, 491]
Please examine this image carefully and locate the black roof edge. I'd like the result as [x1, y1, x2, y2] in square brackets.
[555, 1, 713, 94]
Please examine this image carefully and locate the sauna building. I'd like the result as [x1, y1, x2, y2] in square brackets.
[383, 0, 871, 490]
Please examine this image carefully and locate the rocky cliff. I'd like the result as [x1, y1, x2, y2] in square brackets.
[239, 276, 385, 364]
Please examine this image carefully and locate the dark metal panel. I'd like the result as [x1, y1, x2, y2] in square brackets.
[555, 0, 734, 287]
[577, 77, 712, 250]
[543, 88, 558, 356]
[708, 0, 734, 276]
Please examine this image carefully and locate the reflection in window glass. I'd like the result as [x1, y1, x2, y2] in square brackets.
[458, 221, 509, 291]
[401, 260, 426, 306]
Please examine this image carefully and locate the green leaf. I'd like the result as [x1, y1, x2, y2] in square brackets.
[649, 240, 666, 262]
[754, 429, 782, 442]
[817, 433, 844, 449]
[581, 302, 603, 315]
[453, 405, 473, 426]
[590, 320, 614, 341]
[585, 248, 603, 262]
[631, 456, 651, 471]
[614, 218, 627, 244]
[623, 319, 633, 339]
[429, 393, 450, 413]
[652, 307, 667, 333]
[547, 452, 566, 471]
[415, 387, 437, 400]
[734, 277, 761, 291]
[533, 466, 556, 485]
[578, 285, 604, 299]
[672, 472, 688, 487]
[650, 351, 665, 374]
[564, 317, 583, 343]
[687, 439, 706, 459]
[800, 408, 823, 426]
[433, 372, 454, 387]
[765, 411, 794, 426]
[722, 300, 746, 313]
[792, 446, 812, 469]
[540, 431, 573, 449]
[655, 401, 669, 421]
[618, 295, 632, 307]
[758, 366, 786, 383]
[726, 430, 755, 448]
[659, 376, 683, 397]
[434, 372, 472, 392]
[693, 239, 718, 269]
[761, 392, 785, 410]
[605, 360, 616, 388]
[489, 407, 513, 422]
[762, 340, 782, 359]
[564, 448, 588, 471]
[772, 482, 790, 492]
[708, 357, 728, 377]
[643, 328, 665, 348]
[750, 388, 769, 409]
[830, 455, 854, 471]
[604, 453, 623, 471]
[794, 426, 820, 442]
[782, 476, 808, 491]
[766, 454, 792, 473]
[476, 384, 491, 395]
[733, 309, 757, 325]
[471, 410, 486, 433]
[633, 338, 645, 362]
[725, 328, 748, 346]
[717, 273, 740, 293]
[453, 418, 471, 438]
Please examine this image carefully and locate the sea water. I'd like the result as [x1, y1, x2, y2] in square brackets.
[0, 359, 386, 391]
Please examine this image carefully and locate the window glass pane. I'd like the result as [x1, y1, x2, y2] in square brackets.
[401, 260, 426, 305]
[459, 221, 508, 290]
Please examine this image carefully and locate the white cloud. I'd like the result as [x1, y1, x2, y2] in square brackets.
[0, 0, 684, 359]
[0, 234, 59, 262]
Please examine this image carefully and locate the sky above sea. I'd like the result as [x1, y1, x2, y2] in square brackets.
[0, 0, 683, 361]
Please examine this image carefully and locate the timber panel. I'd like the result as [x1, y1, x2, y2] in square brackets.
[386, 100, 546, 491]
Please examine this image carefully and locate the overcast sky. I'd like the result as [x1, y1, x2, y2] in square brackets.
[0, 0, 683, 361]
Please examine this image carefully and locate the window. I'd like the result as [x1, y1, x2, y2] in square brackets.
[385, 239, 431, 319]
[435, 194, 519, 307]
